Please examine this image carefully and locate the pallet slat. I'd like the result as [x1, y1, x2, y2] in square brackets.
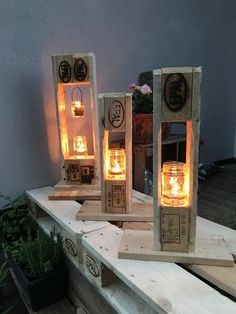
[82, 225, 236, 314]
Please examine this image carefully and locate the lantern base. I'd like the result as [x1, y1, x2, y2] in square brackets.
[118, 229, 234, 267]
[76, 199, 152, 222]
[48, 181, 101, 201]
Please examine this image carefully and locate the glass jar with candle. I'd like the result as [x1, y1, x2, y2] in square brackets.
[108, 148, 125, 177]
[73, 136, 88, 155]
[161, 161, 187, 206]
[71, 87, 85, 117]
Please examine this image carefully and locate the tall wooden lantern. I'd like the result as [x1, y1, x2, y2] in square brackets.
[76, 92, 152, 221]
[49, 53, 100, 200]
[152, 67, 201, 253]
[119, 67, 234, 266]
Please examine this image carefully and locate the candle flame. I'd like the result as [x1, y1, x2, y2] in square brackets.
[111, 158, 122, 174]
[73, 136, 87, 154]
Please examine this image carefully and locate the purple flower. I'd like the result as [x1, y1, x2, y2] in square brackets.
[140, 84, 152, 95]
[128, 82, 136, 89]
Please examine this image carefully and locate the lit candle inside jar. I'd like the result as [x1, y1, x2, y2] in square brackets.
[109, 148, 125, 176]
[73, 136, 88, 154]
[72, 100, 84, 117]
[161, 161, 187, 206]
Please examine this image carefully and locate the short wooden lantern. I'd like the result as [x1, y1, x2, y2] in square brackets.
[49, 53, 100, 200]
[99, 93, 132, 214]
[119, 66, 234, 266]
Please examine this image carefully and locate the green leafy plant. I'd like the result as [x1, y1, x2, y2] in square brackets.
[0, 306, 13, 314]
[0, 194, 33, 242]
[6, 227, 64, 281]
[0, 261, 14, 313]
[0, 261, 10, 289]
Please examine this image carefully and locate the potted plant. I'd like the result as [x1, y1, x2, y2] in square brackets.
[0, 194, 34, 244]
[4, 227, 67, 311]
[129, 82, 153, 144]
[0, 261, 14, 314]
[129, 81, 171, 144]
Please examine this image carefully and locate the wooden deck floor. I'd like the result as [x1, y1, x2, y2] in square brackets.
[198, 163, 236, 229]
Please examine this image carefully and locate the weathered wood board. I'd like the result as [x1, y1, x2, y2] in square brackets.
[48, 186, 101, 201]
[66, 254, 156, 314]
[26, 186, 108, 264]
[118, 230, 234, 266]
[76, 200, 152, 221]
[76, 189, 153, 221]
[82, 225, 236, 314]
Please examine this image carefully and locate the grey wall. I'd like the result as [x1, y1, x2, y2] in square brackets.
[0, 0, 235, 196]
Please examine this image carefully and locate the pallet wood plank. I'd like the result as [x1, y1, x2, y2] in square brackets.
[26, 187, 109, 236]
[26, 187, 109, 264]
[186, 264, 236, 298]
[82, 225, 236, 314]
[119, 230, 234, 266]
[76, 201, 152, 221]
[66, 250, 156, 314]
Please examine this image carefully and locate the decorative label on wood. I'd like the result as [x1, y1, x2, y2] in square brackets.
[164, 73, 188, 112]
[57, 56, 89, 83]
[66, 164, 81, 183]
[108, 100, 125, 129]
[74, 58, 87, 81]
[105, 181, 126, 213]
[85, 255, 99, 277]
[65, 238, 78, 257]
[59, 61, 72, 83]
[160, 206, 189, 252]
[104, 97, 126, 131]
[161, 214, 180, 243]
[65, 161, 94, 184]
[111, 185, 125, 208]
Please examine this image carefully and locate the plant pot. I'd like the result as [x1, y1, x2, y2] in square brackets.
[133, 114, 171, 144]
[133, 114, 153, 144]
[8, 257, 67, 311]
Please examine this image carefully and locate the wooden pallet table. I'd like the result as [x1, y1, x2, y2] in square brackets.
[26, 187, 236, 314]
[26, 187, 156, 314]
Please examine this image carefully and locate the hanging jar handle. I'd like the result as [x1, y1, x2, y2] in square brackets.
[71, 86, 83, 103]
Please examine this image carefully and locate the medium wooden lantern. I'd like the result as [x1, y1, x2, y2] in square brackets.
[76, 92, 152, 221]
[119, 66, 234, 266]
[100, 93, 132, 214]
[49, 53, 100, 200]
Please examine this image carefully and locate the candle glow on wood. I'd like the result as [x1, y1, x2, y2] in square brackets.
[161, 161, 188, 206]
[73, 136, 88, 155]
[71, 100, 85, 117]
[106, 148, 125, 179]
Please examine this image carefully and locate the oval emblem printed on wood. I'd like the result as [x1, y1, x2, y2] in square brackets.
[108, 100, 125, 128]
[65, 238, 78, 257]
[164, 73, 188, 112]
[85, 255, 99, 277]
[59, 61, 71, 83]
[74, 58, 87, 81]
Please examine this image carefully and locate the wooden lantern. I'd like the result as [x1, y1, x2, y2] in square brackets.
[152, 67, 201, 253]
[99, 93, 132, 214]
[48, 53, 100, 200]
[119, 66, 234, 266]
[76, 92, 152, 221]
